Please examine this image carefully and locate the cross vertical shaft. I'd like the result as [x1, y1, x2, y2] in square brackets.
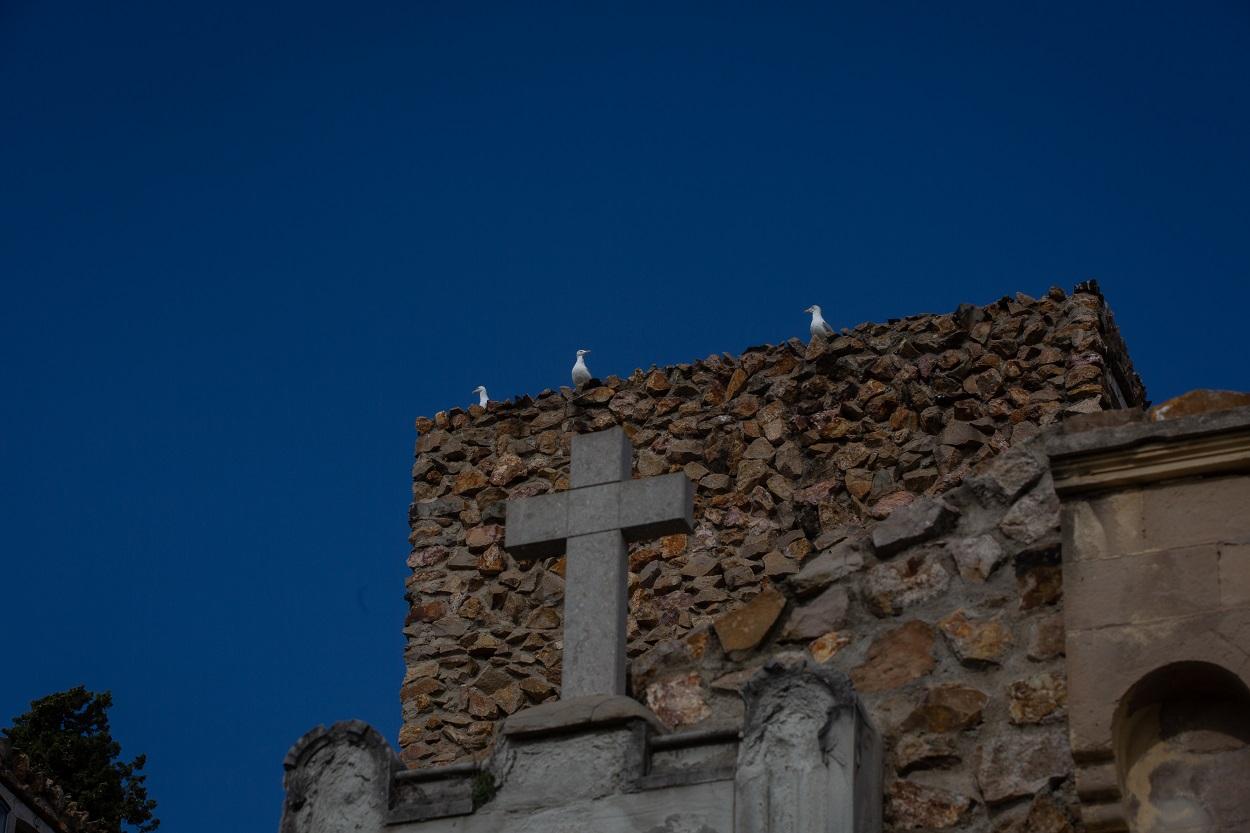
[563, 530, 629, 698]
[504, 427, 695, 700]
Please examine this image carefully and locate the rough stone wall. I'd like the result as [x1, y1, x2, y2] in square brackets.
[846, 442, 1075, 831]
[403, 284, 1144, 829]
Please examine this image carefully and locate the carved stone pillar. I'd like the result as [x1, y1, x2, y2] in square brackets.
[735, 658, 882, 833]
[281, 721, 398, 833]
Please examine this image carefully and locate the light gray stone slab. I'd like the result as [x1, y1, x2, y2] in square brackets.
[399, 781, 734, 833]
[490, 726, 645, 812]
[389, 762, 477, 825]
[644, 725, 740, 789]
[500, 694, 666, 738]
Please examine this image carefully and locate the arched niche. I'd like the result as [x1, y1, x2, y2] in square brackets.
[1112, 661, 1250, 833]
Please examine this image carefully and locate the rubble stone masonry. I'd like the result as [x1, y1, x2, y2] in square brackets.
[403, 282, 1145, 831]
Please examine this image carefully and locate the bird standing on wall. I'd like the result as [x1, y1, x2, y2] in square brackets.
[571, 349, 592, 387]
[472, 386, 489, 407]
[805, 305, 834, 339]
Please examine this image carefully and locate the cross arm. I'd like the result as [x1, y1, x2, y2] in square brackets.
[504, 473, 694, 559]
[619, 473, 694, 542]
[504, 491, 569, 559]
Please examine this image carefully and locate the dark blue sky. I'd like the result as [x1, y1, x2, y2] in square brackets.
[2, 2, 1247, 830]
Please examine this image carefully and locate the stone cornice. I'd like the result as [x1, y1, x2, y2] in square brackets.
[1048, 407, 1250, 495]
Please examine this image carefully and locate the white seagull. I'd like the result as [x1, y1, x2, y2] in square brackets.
[571, 349, 592, 387]
[805, 305, 834, 338]
[472, 385, 489, 407]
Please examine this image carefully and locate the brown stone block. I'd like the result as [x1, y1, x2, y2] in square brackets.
[712, 585, 785, 651]
[489, 453, 527, 486]
[406, 600, 448, 625]
[1007, 670, 1067, 724]
[658, 533, 688, 558]
[476, 544, 505, 575]
[518, 675, 555, 700]
[641, 369, 671, 393]
[466, 688, 498, 718]
[525, 606, 560, 629]
[864, 550, 952, 617]
[903, 683, 988, 733]
[465, 523, 504, 549]
[938, 609, 1013, 666]
[1026, 611, 1065, 661]
[808, 630, 851, 663]
[884, 779, 973, 830]
[976, 727, 1072, 805]
[994, 792, 1077, 833]
[1019, 565, 1063, 609]
[850, 620, 936, 693]
[893, 732, 960, 774]
[451, 468, 488, 495]
[1148, 388, 1250, 421]
[491, 683, 525, 714]
[644, 672, 711, 729]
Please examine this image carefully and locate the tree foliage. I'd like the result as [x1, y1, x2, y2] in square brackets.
[3, 686, 158, 833]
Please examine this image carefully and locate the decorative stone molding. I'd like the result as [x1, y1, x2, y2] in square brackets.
[1050, 407, 1250, 496]
[281, 721, 403, 833]
[736, 659, 882, 833]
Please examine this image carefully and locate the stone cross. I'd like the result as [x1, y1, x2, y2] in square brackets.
[505, 427, 694, 700]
